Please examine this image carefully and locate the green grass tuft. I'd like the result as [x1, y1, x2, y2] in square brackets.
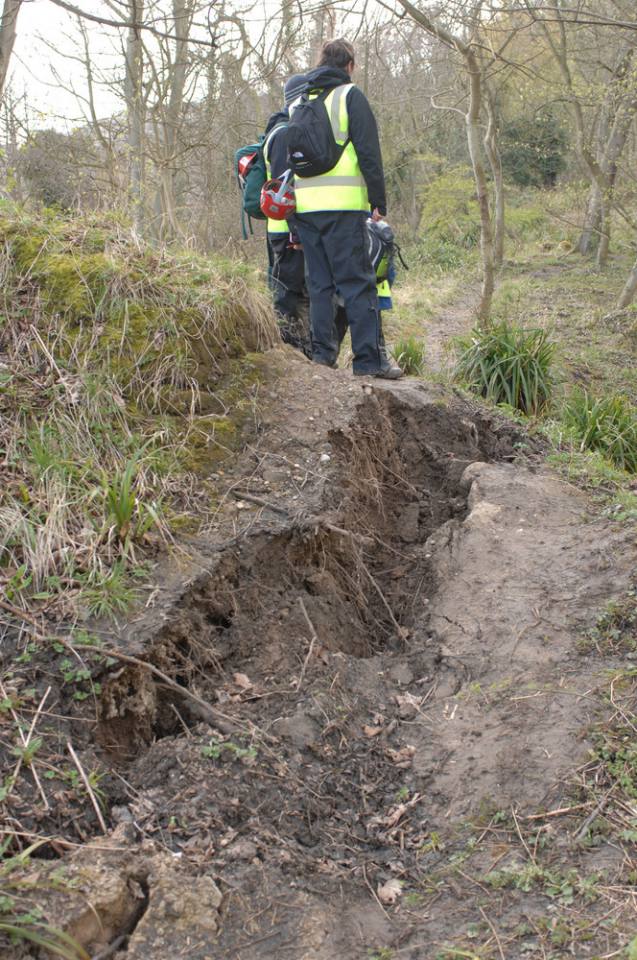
[562, 389, 637, 474]
[0, 839, 90, 959]
[391, 335, 425, 375]
[454, 322, 555, 416]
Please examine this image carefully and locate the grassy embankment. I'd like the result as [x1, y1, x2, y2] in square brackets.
[0, 205, 278, 622]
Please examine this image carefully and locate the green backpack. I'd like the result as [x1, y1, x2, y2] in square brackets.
[235, 139, 267, 238]
[235, 124, 287, 239]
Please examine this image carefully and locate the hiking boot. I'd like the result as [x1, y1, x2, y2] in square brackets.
[376, 363, 404, 380]
[354, 363, 403, 380]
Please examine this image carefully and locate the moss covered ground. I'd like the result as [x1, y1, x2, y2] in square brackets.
[0, 205, 278, 620]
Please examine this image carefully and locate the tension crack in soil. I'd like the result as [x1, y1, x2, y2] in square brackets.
[4, 374, 637, 959]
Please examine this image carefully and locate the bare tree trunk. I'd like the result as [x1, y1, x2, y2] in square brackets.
[310, 4, 326, 67]
[408, 170, 420, 238]
[578, 91, 610, 254]
[484, 87, 504, 269]
[76, 17, 119, 198]
[394, 0, 495, 323]
[579, 182, 602, 254]
[0, 0, 22, 102]
[534, 10, 637, 265]
[125, 0, 145, 235]
[0, 82, 24, 199]
[617, 259, 637, 309]
[595, 99, 637, 266]
[466, 55, 495, 323]
[153, 0, 191, 241]
[596, 193, 611, 268]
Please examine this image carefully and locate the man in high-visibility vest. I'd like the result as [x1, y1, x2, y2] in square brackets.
[291, 39, 403, 379]
[263, 75, 311, 357]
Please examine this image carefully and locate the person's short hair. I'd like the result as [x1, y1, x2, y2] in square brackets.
[318, 38, 355, 70]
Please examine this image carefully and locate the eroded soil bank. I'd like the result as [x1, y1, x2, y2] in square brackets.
[4, 353, 637, 959]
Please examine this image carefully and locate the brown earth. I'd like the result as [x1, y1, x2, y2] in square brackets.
[3, 347, 637, 960]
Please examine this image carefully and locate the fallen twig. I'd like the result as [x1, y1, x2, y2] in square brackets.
[231, 490, 373, 543]
[511, 805, 536, 866]
[67, 740, 108, 835]
[1, 600, 272, 743]
[573, 786, 615, 842]
[524, 803, 588, 821]
[479, 905, 506, 960]
[361, 862, 391, 921]
[232, 489, 289, 515]
[0, 682, 51, 811]
[296, 597, 318, 691]
[0, 597, 41, 626]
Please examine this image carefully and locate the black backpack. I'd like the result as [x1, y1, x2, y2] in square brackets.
[287, 85, 349, 178]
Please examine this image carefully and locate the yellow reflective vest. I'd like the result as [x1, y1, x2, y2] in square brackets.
[377, 278, 391, 300]
[263, 124, 290, 234]
[293, 84, 369, 214]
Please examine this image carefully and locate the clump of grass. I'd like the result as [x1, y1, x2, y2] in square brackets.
[0, 206, 277, 620]
[454, 321, 555, 416]
[0, 839, 89, 959]
[583, 588, 637, 654]
[391, 336, 425, 375]
[0, 206, 277, 414]
[562, 389, 637, 474]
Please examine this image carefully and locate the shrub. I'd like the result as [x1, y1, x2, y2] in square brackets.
[410, 235, 469, 272]
[455, 322, 555, 416]
[391, 336, 425, 375]
[419, 168, 480, 248]
[500, 112, 568, 188]
[562, 390, 637, 473]
[506, 204, 547, 240]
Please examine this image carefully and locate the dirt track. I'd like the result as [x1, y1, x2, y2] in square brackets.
[8, 351, 637, 959]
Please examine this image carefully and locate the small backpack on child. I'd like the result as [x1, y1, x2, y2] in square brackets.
[366, 219, 409, 282]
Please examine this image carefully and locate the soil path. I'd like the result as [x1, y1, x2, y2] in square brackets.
[421, 285, 480, 374]
[17, 350, 637, 960]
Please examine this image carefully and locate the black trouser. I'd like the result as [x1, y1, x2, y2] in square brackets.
[334, 303, 386, 355]
[267, 233, 311, 358]
[292, 211, 384, 374]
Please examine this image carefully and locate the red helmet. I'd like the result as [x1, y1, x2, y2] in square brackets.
[260, 173, 295, 220]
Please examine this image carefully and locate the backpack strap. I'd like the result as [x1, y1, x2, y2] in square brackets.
[306, 83, 352, 146]
[394, 242, 409, 271]
[263, 121, 288, 166]
[328, 84, 353, 146]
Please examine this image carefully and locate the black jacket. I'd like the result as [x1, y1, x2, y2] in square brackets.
[264, 108, 290, 181]
[303, 66, 387, 215]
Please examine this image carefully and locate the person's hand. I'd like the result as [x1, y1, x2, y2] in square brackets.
[371, 208, 385, 222]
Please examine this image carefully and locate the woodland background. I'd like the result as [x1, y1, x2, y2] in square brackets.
[1, 0, 637, 317]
